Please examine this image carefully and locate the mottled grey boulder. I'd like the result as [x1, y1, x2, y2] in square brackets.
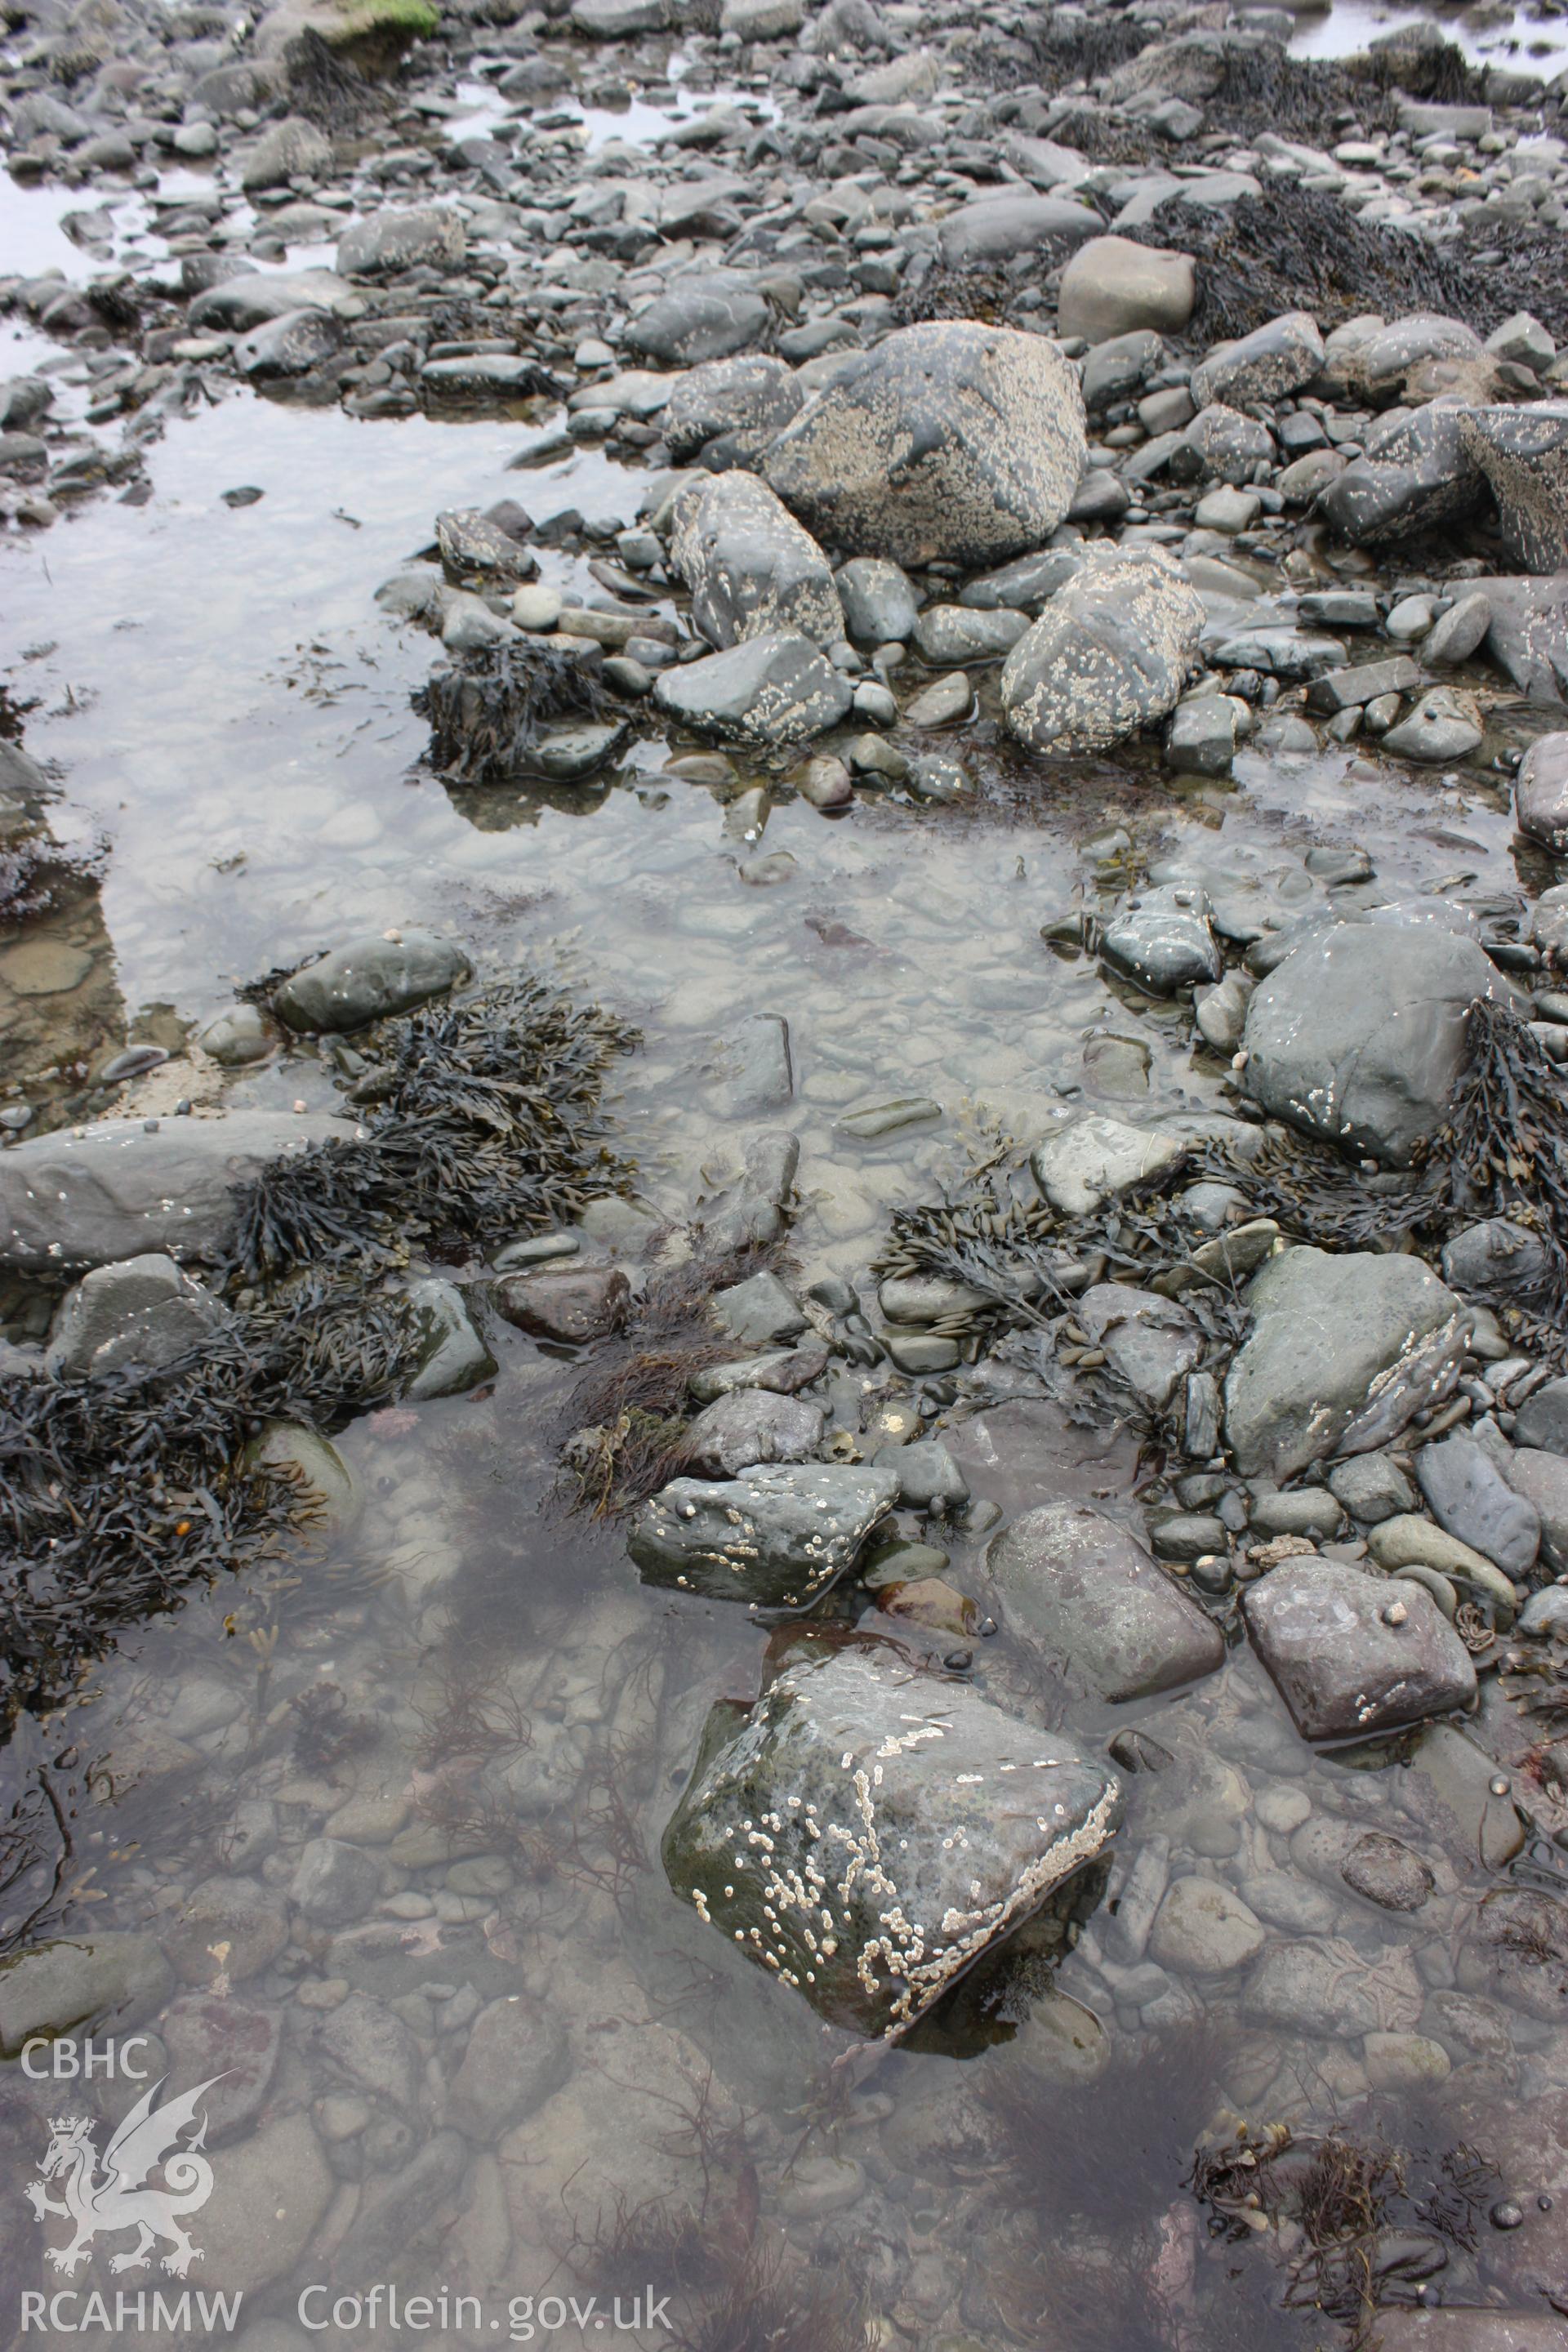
[670, 474, 844, 650]
[239, 115, 332, 192]
[653, 630, 853, 745]
[1414, 1430, 1539, 1577]
[1102, 883, 1221, 993]
[1074, 1284, 1202, 1410]
[1243, 1555, 1477, 1740]
[1517, 733, 1568, 851]
[623, 272, 768, 367]
[935, 193, 1102, 268]
[1000, 547, 1204, 754]
[1346, 312, 1487, 403]
[662, 1642, 1122, 2037]
[662, 354, 804, 461]
[680, 1388, 825, 1477]
[1319, 404, 1484, 548]
[1441, 1217, 1555, 1301]
[1031, 1111, 1187, 1216]
[233, 307, 343, 380]
[1189, 310, 1324, 409]
[629, 1463, 899, 1608]
[1057, 236, 1194, 343]
[572, 0, 666, 31]
[1456, 404, 1568, 575]
[189, 269, 362, 332]
[46, 1254, 232, 1378]
[336, 208, 464, 276]
[1171, 403, 1274, 486]
[1514, 1377, 1568, 1457]
[1243, 1936, 1423, 2036]
[1224, 1246, 1470, 1480]
[987, 1499, 1224, 1703]
[1473, 573, 1568, 707]
[1381, 685, 1484, 764]
[401, 1277, 496, 1401]
[0, 1111, 345, 1272]
[1241, 919, 1505, 1164]
[274, 929, 469, 1032]
[763, 322, 1086, 569]
[835, 557, 920, 641]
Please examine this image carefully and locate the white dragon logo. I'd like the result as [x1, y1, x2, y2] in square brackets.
[24, 2075, 225, 2278]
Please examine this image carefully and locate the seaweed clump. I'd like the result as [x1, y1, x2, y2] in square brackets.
[414, 641, 612, 789]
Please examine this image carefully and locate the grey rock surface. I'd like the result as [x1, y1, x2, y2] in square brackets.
[653, 630, 853, 744]
[1000, 547, 1204, 755]
[662, 354, 804, 461]
[630, 1463, 899, 1609]
[670, 472, 844, 650]
[274, 929, 469, 1032]
[1243, 1555, 1477, 1740]
[987, 1499, 1225, 1703]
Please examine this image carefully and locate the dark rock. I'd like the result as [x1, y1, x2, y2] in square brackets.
[629, 1463, 900, 1609]
[934, 193, 1102, 268]
[1516, 732, 1568, 851]
[1341, 1830, 1436, 1913]
[337, 208, 464, 277]
[1190, 310, 1324, 408]
[1473, 574, 1568, 707]
[623, 272, 769, 367]
[681, 1388, 825, 1476]
[1319, 404, 1484, 548]
[987, 1499, 1225, 1703]
[493, 1266, 629, 1343]
[274, 930, 469, 1033]
[1415, 1429, 1539, 1575]
[1456, 404, 1568, 575]
[1102, 884, 1222, 993]
[835, 556, 920, 641]
[1074, 1282, 1202, 1410]
[663, 354, 804, 461]
[670, 474, 844, 650]
[1243, 1555, 1477, 1740]
[447, 1998, 571, 2141]
[1513, 1376, 1568, 1456]
[653, 631, 853, 745]
[233, 307, 344, 380]
[45, 1253, 231, 1378]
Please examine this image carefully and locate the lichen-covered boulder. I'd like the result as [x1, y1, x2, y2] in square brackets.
[1000, 547, 1204, 754]
[762, 322, 1086, 569]
[662, 1643, 1122, 2037]
[629, 1463, 899, 1609]
[670, 474, 844, 650]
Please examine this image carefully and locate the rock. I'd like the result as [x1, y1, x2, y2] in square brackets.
[447, 1998, 571, 2141]
[1169, 694, 1241, 777]
[714, 1269, 806, 1344]
[273, 929, 467, 1032]
[1147, 1877, 1266, 1974]
[881, 1438, 968, 1513]
[162, 1876, 288, 1985]
[1476, 573, 1568, 707]
[1513, 1377, 1568, 1456]
[960, 546, 1085, 610]
[1243, 1555, 1477, 1740]
[1441, 1218, 1554, 1300]
[180, 2110, 332, 2294]
[1516, 733, 1568, 853]
[912, 606, 1030, 665]
[336, 207, 464, 276]
[1000, 547, 1204, 754]
[1475, 1887, 1568, 2021]
[0, 1111, 344, 1272]
[1194, 969, 1250, 1050]
[494, 1266, 629, 1343]
[654, 630, 853, 746]
[1243, 1933, 1423, 2036]
[1241, 920, 1506, 1164]
[1362, 2030, 1451, 2090]
[1176, 402, 1275, 485]
[835, 557, 920, 642]
[629, 1463, 899, 1609]
[158, 1993, 281, 2142]
[1423, 590, 1493, 667]
[1225, 1246, 1469, 1479]
[1327, 1452, 1416, 1523]
[1056, 236, 1195, 343]
[1320, 404, 1485, 548]
[0, 1935, 172, 2058]
[240, 115, 332, 192]
[623, 272, 769, 367]
[1341, 1831, 1435, 1913]
[44, 1253, 230, 1379]
[935, 193, 1102, 268]
[721, 0, 803, 32]
[317, 1990, 421, 2111]
[1102, 884, 1221, 993]
[987, 1499, 1225, 1703]
[663, 355, 804, 461]
[1074, 1283, 1202, 1410]
[1414, 1432, 1539, 1578]
[289, 1838, 381, 1927]
[681, 1388, 825, 1476]
[1456, 404, 1568, 574]
[1381, 686, 1485, 764]
[662, 1642, 1121, 2037]
[572, 0, 667, 30]
[902, 674, 971, 727]
[1031, 1112, 1187, 1217]
[234, 307, 343, 380]
[1190, 310, 1325, 409]
[198, 1001, 278, 1067]
[670, 474, 844, 651]
[1500, 1446, 1568, 1575]
[402, 1277, 495, 1401]
[763, 322, 1086, 569]
[1373, 2316, 1564, 2351]
[247, 1422, 359, 1532]
[704, 1011, 793, 1116]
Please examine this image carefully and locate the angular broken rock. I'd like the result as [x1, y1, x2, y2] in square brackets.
[1242, 1555, 1477, 1741]
[987, 1499, 1225, 1703]
[629, 1463, 899, 1609]
[1224, 1245, 1470, 1480]
[763, 321, 1086, 570]
[670, 473, 844, 651]
[653, 631, 853, 746]
[662, 1642, 1122, 2037]
[1000, 547, 1204, 754]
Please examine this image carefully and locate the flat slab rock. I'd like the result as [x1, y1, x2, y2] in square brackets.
[662, 1642, 1122, 2038]
[629, 1463, 899, 1610]
[1243, 1555, 1477, 1742]
[987, 1499, 1225, 1704]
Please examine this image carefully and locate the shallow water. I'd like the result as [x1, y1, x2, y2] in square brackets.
[1290, 0, 1568, 77]
[2, 174, 1565, 2352]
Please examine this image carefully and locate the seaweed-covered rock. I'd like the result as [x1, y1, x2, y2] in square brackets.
[987, 1499, 1224, 1702]
[662, 354, 804, 461]
[274, 929, 470, 1033]
[670, 474, 844, 651]
[1243, 1555, 1477, 1740]
[1241, 919, 1505, 1164]
[45, 1254, 232, 1378]
[762, 323, 1086, 569]
[662, 1642, 1122, 2037]
[1456, 403, 1568, 576]
[1224, 1246, 1470, 1480]
[0, 1111, 345, 1272]
[653, 631, 853, 745]
[1000, 547, 1204, 754]
[629, 1463, 899, 1608]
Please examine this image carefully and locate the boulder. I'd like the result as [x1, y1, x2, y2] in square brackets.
[1516, 732, 1568, 852]
[274, 929, 468, 1032]
[629, 1463, 899, 1608]
[1473, 572, 1568, 707]
[1513, 1376, 1568, 1456]
[987, 1499, 1225, 1703]
[1457, 403, 1568, 574]
[0, 1111, 345, 1272]
[1147, 1877, 1265, 1974]
[336, 207, 463, 276]
[623, 272, 768, 366]
[1414, 1429, 1539, 1577]
[233, 308, 343, 380]
[835, 557, 920, 641]
[571, 0, 667, 30]
[188, 270, 363, 333]
[1240, 918, 1505, 1164]
[934, 194, 1102, 268]
[1224, 1245, 1470, 1479]
[680, 1388, 825, 1476]
[662, 354, 804, 461]
[653, 630, 853, 744]
[1380, 685, 1484, 764]
[1000, 547, 1204, 754]
[1102, 883, 1221, 992]
[1319, 403, 1485, 547]
[158, 1993, 281, 2142]
[1056, 236, 1195, 343]
[763, 322, 1086, 569]
[1243, 1556, 1477, 1740]
[45, 1253, 231, 1378]
[1189, 310, 1325, 409]
[239, 115, 332, 192]
[1031, 1111, 1187, 1216]
[670, 474, 844, 650]
[1347, 311, 1487, 403]
[493, 1265, 629, 1343]
[447, 1998, 571, 2141]
[1073, 1284, 1202, 1411]
[662, 1642, 1122, 2037]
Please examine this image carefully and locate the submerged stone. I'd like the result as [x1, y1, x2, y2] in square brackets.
[987, 1499, 1225, 1703]
[1243, 1554, 1477, 1740]
[662, 1642, 1122, 2038]
[45, 1253, 231, 1378]
[630, 1463, 899, 1609]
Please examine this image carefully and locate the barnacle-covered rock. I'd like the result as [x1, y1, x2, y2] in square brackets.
[662, 1643, 1122, 2038]
[629, 1463, 898, 1610]
[669, 473, 844, 651]
[1000, 546, 1204, 755]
